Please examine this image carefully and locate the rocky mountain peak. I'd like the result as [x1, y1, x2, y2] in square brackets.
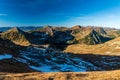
[95, 27, 107, 36]
[71, 25, 82, 30]
[0, 27, 30, 46]
[5, 27, 24, 33]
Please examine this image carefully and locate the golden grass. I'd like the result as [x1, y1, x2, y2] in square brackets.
[0, 70, 120, 80]
[64, 37, 120, 55]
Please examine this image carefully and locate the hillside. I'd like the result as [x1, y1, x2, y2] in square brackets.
[65, 37, 120, 54]
[28, 26, 74, 49]
[0, 26, 116, 46]
[0, 38, 19, 54]
[0, 27, 30, 46]
[0, 26, 120, 80]
[0, 59, 35, 73]
[78, 30, 111, 45]
[0, 70, 120, 80]
[71, 25, 112, 45]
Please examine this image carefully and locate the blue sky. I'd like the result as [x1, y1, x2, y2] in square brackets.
[0, 0, 120, 28]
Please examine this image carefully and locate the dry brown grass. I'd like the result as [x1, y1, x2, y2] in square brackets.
[0, 70, 120, 80]
[64, 37, 120, 55]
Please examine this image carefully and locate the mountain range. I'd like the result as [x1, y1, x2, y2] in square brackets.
[0, 25, 120, 73]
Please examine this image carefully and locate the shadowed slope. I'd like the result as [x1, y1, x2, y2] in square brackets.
[0, 59, 35, 73]
[0, 38, 19, 54]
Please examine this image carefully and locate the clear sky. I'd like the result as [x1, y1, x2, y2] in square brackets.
[0, 0, 120, 28]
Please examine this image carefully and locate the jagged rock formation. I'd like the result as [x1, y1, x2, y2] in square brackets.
[94, 27, 107, 36]
[71, 26, 112, 45]
[27, 31, 50, 45]
[71, 25, 82, 34]
[29, 26, 74, 48]
[78, 30, 111, 45]
[49, 30, 74, 44]
[0, 26, 114, 46]
[32, 26, 54, 36]
[0, 26, 120, 73]
[0, 27, 30, 46]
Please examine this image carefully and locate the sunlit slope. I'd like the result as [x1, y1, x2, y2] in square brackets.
[65, 37, 120, 55]
[0, 27, 30, 46]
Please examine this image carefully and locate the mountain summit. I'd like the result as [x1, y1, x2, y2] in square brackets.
[0, 27, 30, 46]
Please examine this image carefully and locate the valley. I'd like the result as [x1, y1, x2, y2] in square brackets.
[0, 25, 120, 80]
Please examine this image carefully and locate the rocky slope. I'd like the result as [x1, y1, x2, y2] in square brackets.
[0, 38, 19, 54]
[28, 26, 74, 49]
[71, 26, 112, 45]
[0, 26, 116, 47]
[78, 30, 111, 45]
[15, 45, 101, 72]
[0, 26, 120, 74]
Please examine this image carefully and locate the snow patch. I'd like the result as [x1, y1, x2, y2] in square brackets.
[0, 54, 12, 60]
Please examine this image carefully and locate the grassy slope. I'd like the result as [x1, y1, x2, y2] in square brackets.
[65, 37, 120, 55]
[0, 27, 30, 46]
[0, 70, 120, 80]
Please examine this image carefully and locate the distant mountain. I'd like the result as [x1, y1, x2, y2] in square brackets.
[0, 26, 116, 46]
[0, 25, 120, 73]
[0, 27, 12, 32]
[104, 28, 120, 38]
[93, 27, 107, 36]
[28, 26, 74, 49]
[0, 26, 43, 32]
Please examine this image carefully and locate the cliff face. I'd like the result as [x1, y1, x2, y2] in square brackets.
[0, 26, 120, 73]
[78, 30, 112, 45]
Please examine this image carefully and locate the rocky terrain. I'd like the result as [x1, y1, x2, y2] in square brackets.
[0, 25, 120, 79]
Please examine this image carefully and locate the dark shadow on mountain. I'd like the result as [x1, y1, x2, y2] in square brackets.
[67, 53, 120, 71]
[0, 52, 120, 73]
[0, 59, 37, 73]
[100, 36, 113, 43]
[27, 30, 74, 50]
[0, 38, 21, 55]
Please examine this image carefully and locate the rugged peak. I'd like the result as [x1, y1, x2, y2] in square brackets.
[44, 25, 53, 29]
[95, 27, 107, 35]
[71, 25, 82, 30]
[89, 30, 102, 44]
[4, 27, 24, 34]
[43, 26, 54, 36]
[90, 29, 97, 34]
[78, 30, 104, 45]
[0, 27, 30, 46]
